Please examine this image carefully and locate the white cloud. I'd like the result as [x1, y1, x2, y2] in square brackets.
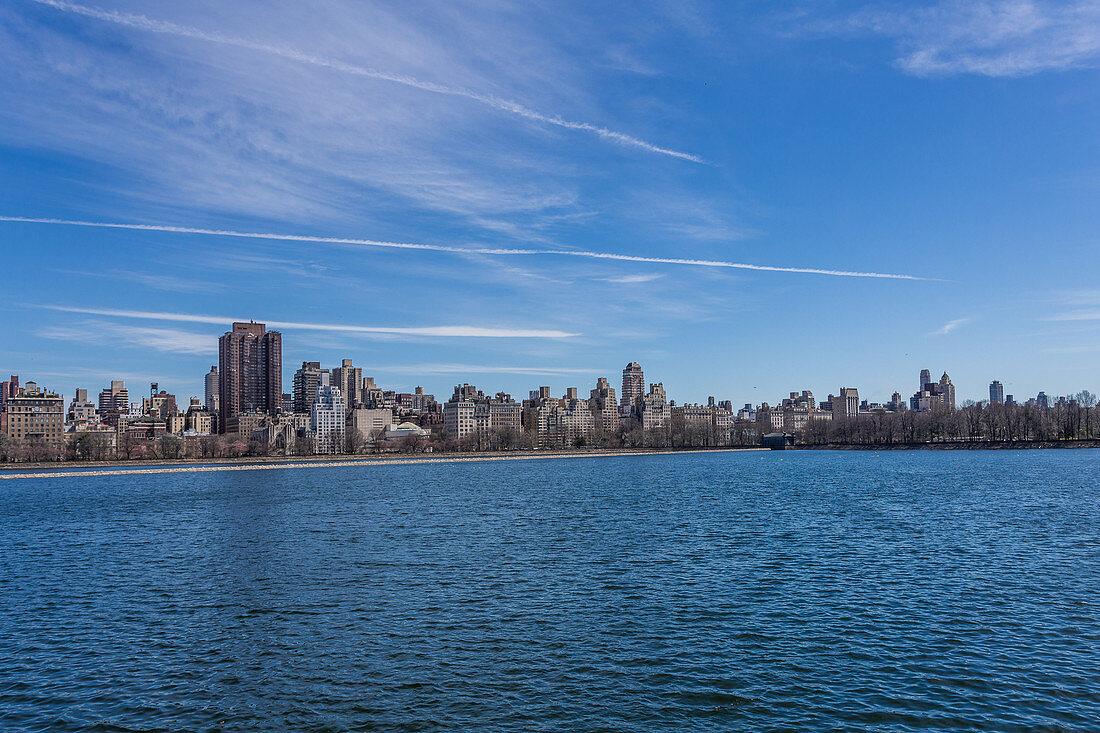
[30, 0, 701, 162]
[366, 364, 601, 377]
[1, 217, 929, 280]
[41, 321, 213, 354]
[930, 317, 971, 335]
[599, 273, 664, 284]
[39, 305, 579, 339]
[843, 1, 1100, 77]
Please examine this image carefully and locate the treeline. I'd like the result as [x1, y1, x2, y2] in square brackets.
[800, 398, 1100, 446]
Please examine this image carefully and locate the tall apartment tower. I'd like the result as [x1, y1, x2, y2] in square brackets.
[919, 369, 932, 391]
[938, 373, 956, 410]
[620, 362, 645, 413]
[204, 366, 220, 413]
[310, 373, 346, 455]
[332, 359, 363, 407]
[218, 321, 282, 431]
[989, 380, 1004, 404]
[98, 379, 130, 426]
[293, 361, 329, 414]
[833, 387, 860, 419]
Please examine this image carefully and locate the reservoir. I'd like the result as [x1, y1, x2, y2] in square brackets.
[2, 450, 1098, 730]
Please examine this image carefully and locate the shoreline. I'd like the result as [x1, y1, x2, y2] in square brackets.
[796, 440, 1100, 451]
[0, 447, 765, 480]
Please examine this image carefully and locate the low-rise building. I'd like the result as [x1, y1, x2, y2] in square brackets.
[1, 380, 64, 447]
[638, 383, 670, 432]
[67, 388, 99, 424]
[348, 407, 394, 443]
[383, 422, 430, 441]
[184, 397, 215, 434]
[443, 384, 520, 439]
[528, 387, 597, 448]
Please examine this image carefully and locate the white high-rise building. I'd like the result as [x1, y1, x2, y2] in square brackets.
[310, 373, 346, 454]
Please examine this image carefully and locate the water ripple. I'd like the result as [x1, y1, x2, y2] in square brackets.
[2, 450, 1099, 730]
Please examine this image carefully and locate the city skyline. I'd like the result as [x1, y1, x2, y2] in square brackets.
[2, 1, 1099, 403]
[1, 318, 1075, 422]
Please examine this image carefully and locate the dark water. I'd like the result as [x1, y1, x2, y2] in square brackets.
[2, 450, 1099, 731]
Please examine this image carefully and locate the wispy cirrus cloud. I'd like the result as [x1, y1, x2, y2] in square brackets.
[366, 364, 601, 377]
[824, 0, 1100, 77]
[599, 273, 664, 284]
[930, 317, 971, 335]
[0, 217, 929, 280]
[29, 0, 701, 163]
[1044, 310, 1100, 322]
[38, 305, 579, 339]
[41, 321, 213, 354]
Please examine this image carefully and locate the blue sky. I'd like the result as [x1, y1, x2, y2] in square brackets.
[1, 0, 1099, 407]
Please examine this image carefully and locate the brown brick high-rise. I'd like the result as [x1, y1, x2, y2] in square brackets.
[218, 322, 282, 432]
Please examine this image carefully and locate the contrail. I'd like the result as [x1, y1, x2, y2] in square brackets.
[29, 0, 703, 163]
[0, 216, 928, 280]
[40, 306, 580, 339]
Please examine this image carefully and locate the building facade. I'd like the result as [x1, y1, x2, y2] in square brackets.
[310, 374, 346, 454]
[331, 359, 363, 408]
[98, 380, 130, 427]
[588, 377, 618, 434]
[67, 388, 99, 424]
[833, 387, 860, 419]
[204, 366, 220, 413]
[1, 381, 64, 446]
[620, 362, 645, 416]
[638, 383, 670, 431]
[990, 380, 1004, 405]
[348, 407, 395, 443]
[292, 361, 329, 414]
[443, 384, 520, 439]
[218, 322, 282, 431]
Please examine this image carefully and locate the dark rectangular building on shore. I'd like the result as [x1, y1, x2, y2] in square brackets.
[218, 321, 282, 433]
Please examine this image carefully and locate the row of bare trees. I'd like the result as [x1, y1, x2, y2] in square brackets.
[6, 393, 1100, 463]
[800, 395, 1100, 446]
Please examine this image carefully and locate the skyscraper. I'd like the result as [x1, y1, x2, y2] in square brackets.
[938, 373, 956, 410]
[204, 366, 219, 413]
[989, 380, 1004, 404]
[293, 361, 329, 414]
[919, 369, 932, 391]
[98, 379, 129, 426]
[310, 373, 346, 455]
[620, 362, 645, 414]
[218, 322, 282, 432]
[332, 358, 363, 407]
